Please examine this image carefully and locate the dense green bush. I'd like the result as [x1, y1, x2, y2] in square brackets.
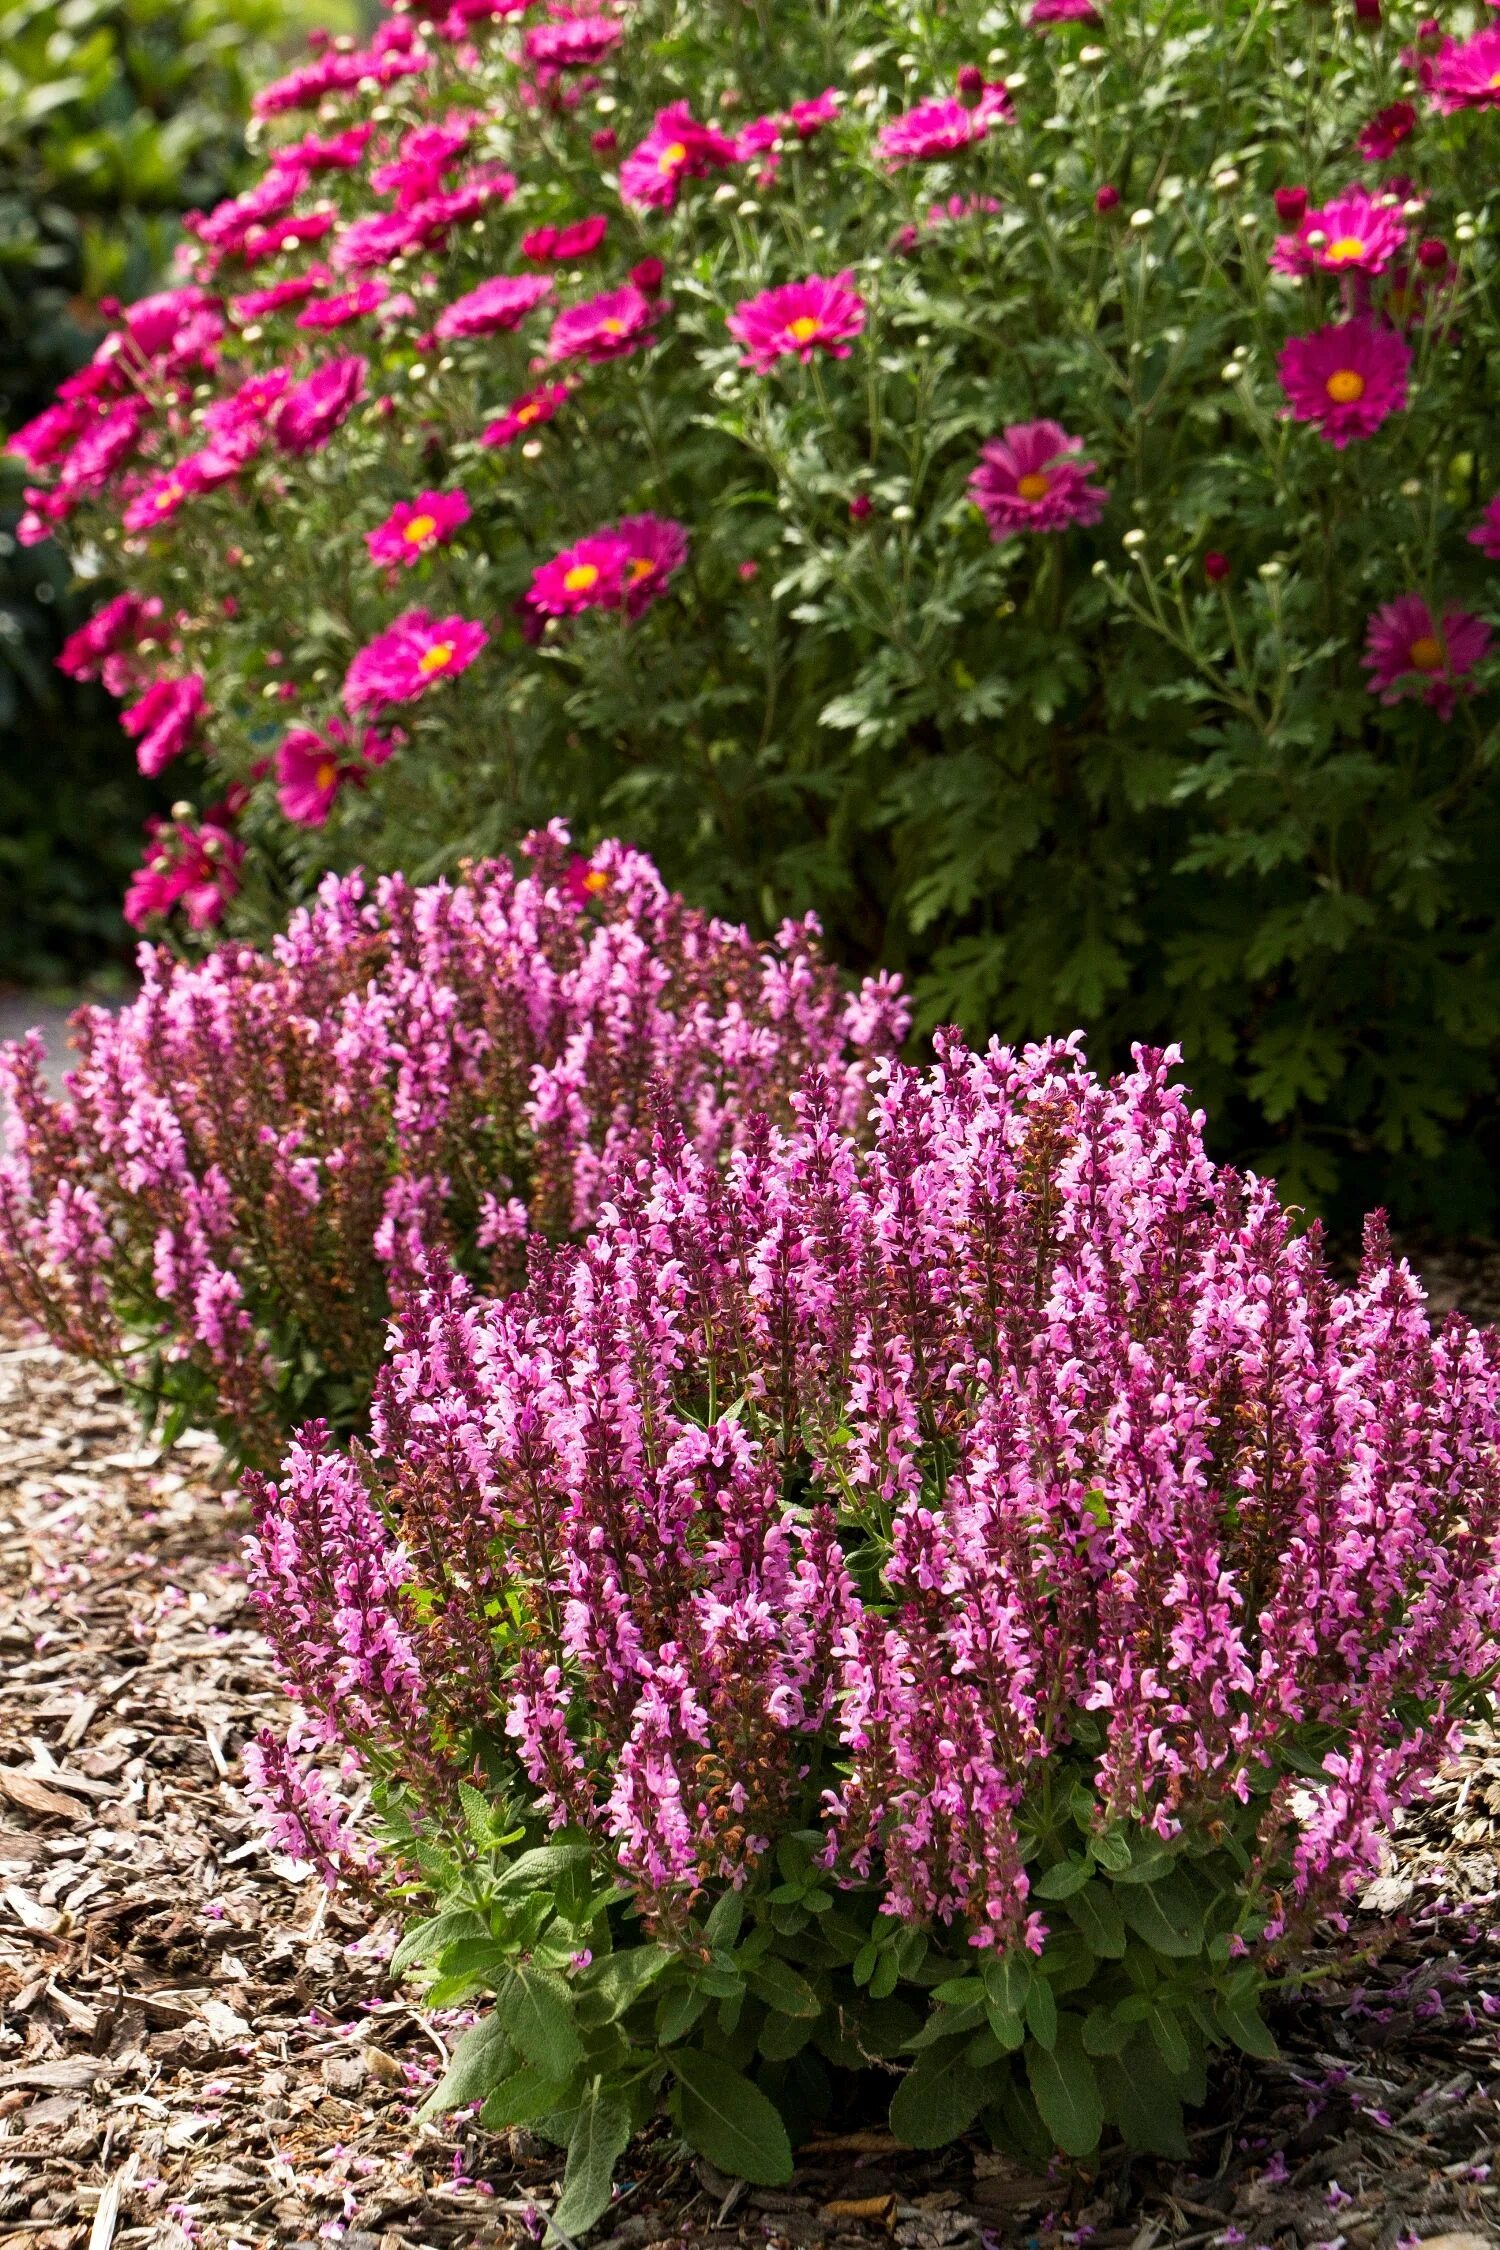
[0, 0, 290, 983]
[16, 0, 1500, 1223]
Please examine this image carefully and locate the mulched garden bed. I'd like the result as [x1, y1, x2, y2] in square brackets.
[1, 1320, 1497, 2250]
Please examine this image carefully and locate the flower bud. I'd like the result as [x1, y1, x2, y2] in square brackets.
[1129, 208, 1154, 228]
[1122, 528, 1147, 551]
[738, 559, 759, 582]
[590, 127, 618, 155]
[1204, 550, 1231, 584]
[1417, 237, 1448, 271]
[1273, 184, 1308, 226]
[630, 257, 666, 297]
[1353, 0, 1380, 21]
[1095, 183, 1120, 213]
[957, 63, 986, 107]
[849, 493, 873, 521]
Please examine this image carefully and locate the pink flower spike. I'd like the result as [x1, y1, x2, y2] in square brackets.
[433, 272, 554, 341]
[366, 490, 471, 570]
[969, 420, 1110, 536]
[121, 675, 206, 777]
[1277, 318, 1410, 447]
[342, 610, 489, 714]
[727, 273, 867, 371]
[1269, 186, 1410, 277]
[877, 84, 1012, 168]
[1467, 495, 1500, 560]
[1363, 595, 1491, 720]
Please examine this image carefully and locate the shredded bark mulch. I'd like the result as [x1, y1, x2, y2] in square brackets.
[0, 1324, 1497, 2250]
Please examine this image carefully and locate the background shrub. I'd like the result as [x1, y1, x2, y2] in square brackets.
[0, 0, 291, 983]
[0, 827, 905, 1463]
[12, 0, 1500, 1223]
[244, 1038, 1500, 2216]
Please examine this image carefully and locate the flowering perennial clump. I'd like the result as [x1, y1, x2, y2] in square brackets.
[11, 0, 1500, 1218]
[0, 829, 905, 1464]
[245, 1038, 1500, 2208]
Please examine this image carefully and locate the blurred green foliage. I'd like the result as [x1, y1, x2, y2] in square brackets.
[0, 0, 297, 987]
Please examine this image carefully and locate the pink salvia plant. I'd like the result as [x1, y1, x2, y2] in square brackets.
[0, 827, 906, 1466]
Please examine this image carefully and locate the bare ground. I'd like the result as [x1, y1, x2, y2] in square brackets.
[0, 1329, 1497, 2250]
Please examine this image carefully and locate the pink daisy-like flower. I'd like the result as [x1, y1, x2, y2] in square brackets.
[272, 355, 368, 454]
[1277, 317, 1411, 447]
[619, 102, 738, 210]
[524, 16, 622, 67]
[615, 514, 690, 616]
[56, 592, 163, 683]
[522, 215, 609, 262]
[547, 284, 661, 365]
[231, 271, 329, 321]
[1357, 100, 1417, 161]
[342, 609, 489, 714]
[121, 674, 206, 777]
[297, 281, 389, 331]
[727, 272, 867, 371]
[275, 722, 377, 825]
[433, 272, 554, 341]
[1467, 495, 1500, 560]
[876, 83, 1013, 169]
[527, 532, 631, 616]
[562, 852, 612, 907]
[124, 812, 242, 933]
[1362, 594, 1491, 720]
[1269, 185, 1409, 277]
[968, 420, 1109, 537]
[121, 462, 206, 535]
[480, 382, 569, 447]
[366, 490, 471, 570]
[1429, 24, 1500, 112]
[1029, 0, 1102, 22]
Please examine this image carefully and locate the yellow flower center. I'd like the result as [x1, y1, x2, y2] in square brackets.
[626, 556, 653, 582]
[1490, 68, 1500, 86]
[516, 402, 540, 424]
[1324, 235, 1367, 263]
[314, 759, 338, 789]
[417, 640, 455, 674]
[1325, 368, 1366, 403]
[787, 315, 822, 342]
[658, 140, 688, 170]
[1016, 472, 1052, 502]
[1409, 634, 1444, 672]
[583, 868, 610, 893]
[402, 512, 438, 544]
[564, 563, 601, 592]
[156, 484, 182, 511]
[600, 317, 625, 334]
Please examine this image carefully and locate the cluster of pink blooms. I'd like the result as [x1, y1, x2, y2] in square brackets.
[527, 515, 689, 618]
[0, 827, 906, 1465]
[247, 1037, 1500, 1936]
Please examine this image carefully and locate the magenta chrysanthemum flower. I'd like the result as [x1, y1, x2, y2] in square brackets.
[342, 609, 489, 714]
[528, 532, 631, 616]
[524, 15, 622, 67]
[1029, 0, 1102, 23]
[56, 591, 162, 682]
[876, 84, 1012, 168]
[522, 215, 609, 262]
[615, 514, 690, 616]
[232, 272, 328, 321]
[1429, 24, 1500, 113]
[272, 356, 368, 454]
[1362, 595, 1491, 720]
[433, 272, 553, 341]
[1467, 495, 1500, 561]
[1357, 100, 1417, 161]
[727, 273, 867, 371]
[366, 490, 471, 570]
[618, 102, 737, 210]
[121, 674, 206, 777]
[969, 421, 1110, 537]
[1277, 318, 1410, 447]
[276, 723, 371, 825]
[547, 285, 661, 365]
[480, 382, 569, 448]
[1269, 186, 1409, 277]
[297, 281, 388, 331]
[121, 463, 206, 534]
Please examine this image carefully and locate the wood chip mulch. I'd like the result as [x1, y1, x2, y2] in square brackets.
[0, 1323, 1497, 2250]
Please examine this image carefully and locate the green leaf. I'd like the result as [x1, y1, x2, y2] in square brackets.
[1098, 2048, 1190, 2159]
[670, 2053, 794, 2184]
[748, 1958, 820, 2019]
[1214, 1988, 1280, 2061]
[1145, 2001, 1190, 2077]
[1118, 1876, 1203, 1959]
[391, 1909, 484, 1979]
[496, 1966, 583, 2079]
[495, 1844, 592, 1902]
[416, 2013, 514, 2122]
[1033, 1857, 1092, 1900]
[458, 1781, 497, 1852]
[1063, 1883, 1126, 1960]
[580, 1946, 670, 2024]
[704, 1890, 745, 1949]
[889, 2044, 988, 2150]
[480, 2063, 571, 2130]
[1024, 1976, 1058, 2052]
[1024, 2019, 1104, 2159]
[550, 2079, 632, 2240]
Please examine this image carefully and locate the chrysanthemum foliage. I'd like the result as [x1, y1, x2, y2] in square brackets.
[0, 828, 904, 1464]
[14, 0, 1500, 1220]
[245, 1040, 1500, 2213]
